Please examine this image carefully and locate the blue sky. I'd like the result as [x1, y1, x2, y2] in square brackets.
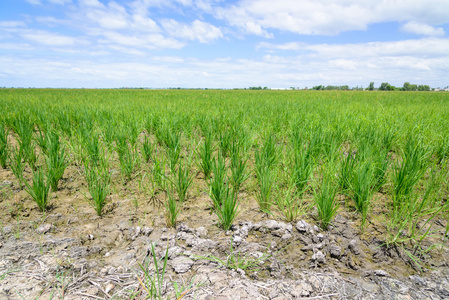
[1, 0, 449, 88]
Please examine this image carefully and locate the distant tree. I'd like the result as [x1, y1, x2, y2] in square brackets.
[402, 82, 418, 91]
[369, 82, 374, 91]
[379, 82, 391, 91]
[418, 85, 430, 91]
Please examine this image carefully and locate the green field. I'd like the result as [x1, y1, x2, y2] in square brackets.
[1, 88, 449, 249]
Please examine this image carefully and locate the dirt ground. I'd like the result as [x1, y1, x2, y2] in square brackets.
[1, 160, 449, 300]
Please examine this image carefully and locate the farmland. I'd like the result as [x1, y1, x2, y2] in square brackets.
[0, 89, 449, 299]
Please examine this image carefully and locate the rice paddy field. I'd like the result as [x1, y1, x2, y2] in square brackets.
[0, 88, 449, 299]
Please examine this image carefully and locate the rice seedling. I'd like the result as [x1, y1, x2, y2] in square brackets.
[255, 132, 277, 169]
[229, 150, 249, 196]
[434, 135, 449, 163]
[156, 122, 182, 172]
[12, 116, 37, 170]
[0, 123, 8, 169]
[290, 141, 314, 192]
[209, 152, 228, 209]
[371, 147, 390, 190]
[387, 163, 448, 248]
[45, 130, 68, 191]
[142, 135, 154, 163]
[314, 164, 339, 230]
[166, 158, 194, 203]
[116, 132, 140, 181]
[339, 150, 357, 191]
[214, 185, 239, 230]
[80, 129, 101, 167]
[254, 133, 278, 213]
[274, 182, 310, 222]
[197, 132, 214, 179]
[24, 168, 51, 212]
[392, 136, 429, 207]
[348, 160, 376, 230]
[254, 164, 276, 214]
[218, 128, 232, 157]
[9, 147, 25, 188]
[84, 162, 110, 216]
[164, 188, 180, 228]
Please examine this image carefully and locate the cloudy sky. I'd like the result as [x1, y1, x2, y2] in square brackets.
[1, 0, 449, 88]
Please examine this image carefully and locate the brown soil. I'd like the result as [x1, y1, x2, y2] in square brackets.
[1, 156, 449, 300]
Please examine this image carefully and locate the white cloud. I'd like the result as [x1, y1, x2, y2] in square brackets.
[258, 38, 449, 59]
[215, 0, 449, 36]
[101, 31, 184, 49]
[401, 21, 445, 36]
[25, 0, 42, 5]
[162, 19, 223, 43]
[27, 0, 71, 4]
[20, 30, 79, 46]
[48, 0, 71, 4]
[0, 21, 26, 28]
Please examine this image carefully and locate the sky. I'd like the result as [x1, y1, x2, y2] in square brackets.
[1, 0, 449, 89]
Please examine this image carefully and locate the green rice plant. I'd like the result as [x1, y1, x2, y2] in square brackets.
[116, 133, 140, 181]
[434, 135, 449, 163]
[254, 133, 278, 213]
[84, 163, 110, 216]
[80, 129, 101, 167]
[255, 164, 275, 214]
[229, 150, 249, 195]
[387, 164, 447, 248]
[0, 123, 9, 168]
[348, 161, 376, 230]
[45, 130, 68, 191]
[35, 125, 50, 156]
[255, 133, 277, 169]
[314, 165, 339, 230]
[372, 147, 391, 190]
[274, 182, 310, 222]
[103, 126, 116, 152]
[24, 168, 51, 212]
[197, 132, 214, 179]
[164, 189, 180, 228]
[57, 110, 74, 138]
[290, 141, 314, 192]
[156, 122, 181, 172]
[308, 125, 325, 159]
[9, 147, 25, 188]
[339, 152, 357, 191]
[13, 116, 37, 170]
[214, 185, 239, 230]
[321, 129, 343, 162]
[218, 128, 232, 157]
[166, 159, 194, 203]
[151, 153, 166, 190]
[392, 136, 429, 208]
[137, 242, 169, 300]
[142, 135, 154, 163]
[209, 152, 228, 208]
